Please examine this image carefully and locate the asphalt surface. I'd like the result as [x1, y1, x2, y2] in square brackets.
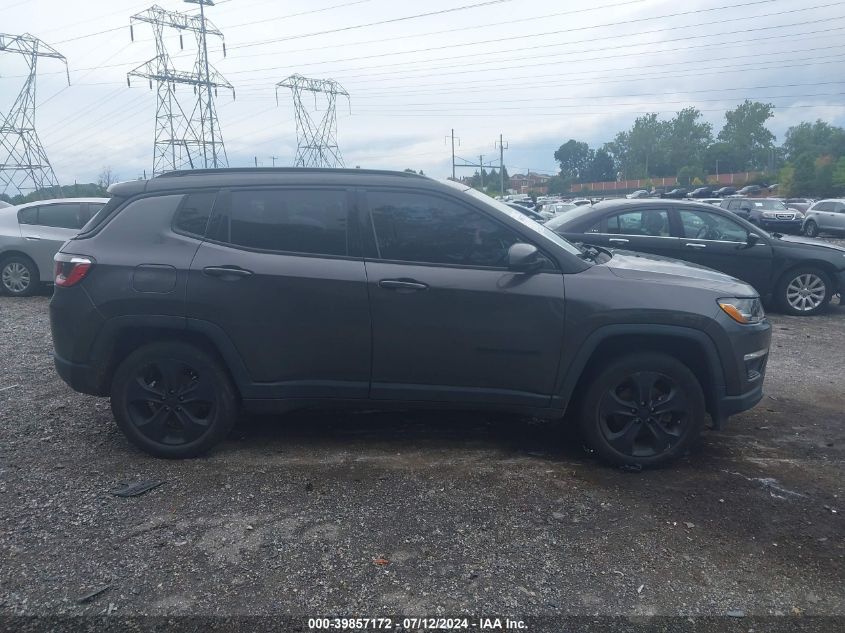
[0, 286, 843, 631]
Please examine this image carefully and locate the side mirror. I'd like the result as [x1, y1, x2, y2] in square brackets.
[740, 233, 760, 249]
[508, 243, 544, 273]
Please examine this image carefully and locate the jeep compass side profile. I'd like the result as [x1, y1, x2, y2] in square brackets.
[50, 169, 771, 467]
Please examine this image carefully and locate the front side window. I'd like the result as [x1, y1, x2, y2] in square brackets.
[211, 189, 348, 256]
[606, 209, 670, 236]
[369, 190, 520, 267]
[38, 203, 84, 229]
[679, 210, 748, 243]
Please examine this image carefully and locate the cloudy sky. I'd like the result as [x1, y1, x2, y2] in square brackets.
[1, 0, 844, 187]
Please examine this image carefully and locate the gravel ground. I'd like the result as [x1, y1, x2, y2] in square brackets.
[0, 279, 843, 631]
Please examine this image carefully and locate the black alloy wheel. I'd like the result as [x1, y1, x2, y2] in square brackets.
[111, 342, 238, 458]
[580, 353, 705, 467]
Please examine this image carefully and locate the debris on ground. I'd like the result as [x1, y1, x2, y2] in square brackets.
[111, 480, 165, 497]
[77, 585, 110, 604]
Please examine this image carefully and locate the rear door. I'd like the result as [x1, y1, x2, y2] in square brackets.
[186, 186, 371, 399]
[361, 187, 565, 406]
[18, 202, 86, 281]
[583, 207, 680, 259]
[811, 202, 835, 230]
[672, 207, 774, 294]
[831, 202, 845, 231]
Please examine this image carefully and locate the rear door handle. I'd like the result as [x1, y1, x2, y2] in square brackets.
[203, 265, 254, 279]
[685, 243, 707, 249]
[379, 279, 429, 291]
[608, 238, 629, 244]
[24, 236, 41, 241]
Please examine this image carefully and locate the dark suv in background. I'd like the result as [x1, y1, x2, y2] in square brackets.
[50, 169, 771, 467]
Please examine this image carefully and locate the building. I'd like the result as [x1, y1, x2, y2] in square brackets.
[509, 172, 551, 195]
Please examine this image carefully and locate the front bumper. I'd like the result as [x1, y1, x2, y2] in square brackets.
[758, 219, 803, 232]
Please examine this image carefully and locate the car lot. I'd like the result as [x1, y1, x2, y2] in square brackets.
[0, 291, 843, 627]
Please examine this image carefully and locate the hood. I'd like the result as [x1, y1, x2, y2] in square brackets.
[771, 234, 845, 253]
[602, 249, 756, 295]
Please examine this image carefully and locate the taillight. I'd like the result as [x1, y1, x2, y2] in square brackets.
[54, 253, 94, 287]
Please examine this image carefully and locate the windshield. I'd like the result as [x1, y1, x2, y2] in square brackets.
[751, 199, 788, 211]
[461, 187, 583, 256]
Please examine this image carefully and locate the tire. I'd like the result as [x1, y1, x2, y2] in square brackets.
[803, 221, 819, 237]
[110, 341, 239, 458]
[776, 267, 832, 316]
[579, 353, 705, 468]
[0, 255, 39, 296]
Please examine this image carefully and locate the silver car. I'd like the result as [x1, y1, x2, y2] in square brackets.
[0, 197, 108, 296]
[803, 199, 845, 238]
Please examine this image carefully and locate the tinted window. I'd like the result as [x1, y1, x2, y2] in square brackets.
[369, 190, 520, 267]
[813, 202, 832, 212]
[174, 192, 216, 237]
[834, 202, 845, 213]
[79, 197, 124, 234]
[38, 203, 84, 229]
[18, 206, 38, 225]
[606, 209, 670, 236]
[679, 209, 748, 242]
[212, 189, 348, 256]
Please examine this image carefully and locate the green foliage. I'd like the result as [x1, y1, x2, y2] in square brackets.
[783, 120, 845, 162]
[585, 147, 616, 182]
[778, 165, 795, 198]
[791, 153, 817, 197]
[717, 100, 776, 171]
[833, 157, 845, 192]
[554, 139, 592, 180]
[547, 174, 573, 195]
[677, 166, 707, 187]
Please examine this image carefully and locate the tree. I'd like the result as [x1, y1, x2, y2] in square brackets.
[584, 147, 616, 182]
[791, 153, 816, 196]
[666, 107, 712, 172]
[814, 155, 835, 198]
[716, 100, 776, 171]
[783, 120, 845, 162]
[97, 166, 118, 189]
[778, 165, 795, 198]
[553, 139, 592, 181]
[677, 166, 707, 188]
[833, 156, 845, 192]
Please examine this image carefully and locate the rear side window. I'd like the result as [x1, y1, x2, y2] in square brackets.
[210, 188, 348, 256]
[38, 203, 84, 229]
[368, 190, 520, 267]
[79, 197, 123, 234]
[812, 202, 832, 212]
[606, 210, 670, 236]
[18, 206, 38, 225]
[173, 192, 217, 237]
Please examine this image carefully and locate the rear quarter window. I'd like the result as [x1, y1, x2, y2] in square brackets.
[79, 197, 124, 235]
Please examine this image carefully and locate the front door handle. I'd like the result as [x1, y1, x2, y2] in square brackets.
[24, 236, 41, 241]
[608, 238, 629, 244]
[379, 279, 429, 292]
[203, 265, 254, 279]
[685, 242, 707, 249]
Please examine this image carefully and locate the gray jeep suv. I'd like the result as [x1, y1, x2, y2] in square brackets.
[50, 169, 771, 467]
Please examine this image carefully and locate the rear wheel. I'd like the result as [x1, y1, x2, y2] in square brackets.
[776, 268, 832, 316]
[110, 342, 238, 458]
[0, 255, 38, 296]
[803, 220, 819, 237]
[579, 353, 705, 468]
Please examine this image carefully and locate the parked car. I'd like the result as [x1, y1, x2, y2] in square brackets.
[663, 188, 689, 199]
[721, 198, 804, 233]
[568, 198, 592, 207]
[687, 187, 714, 199]
[543, 202, 579, 215]
[713, 186, 737, 197]
[737, 185, 764, 196]
[506, 202, 549, 222]
[699, 198, 724, 206]
[0, 197, 108, 296]
[784, 198, 814, 214]
[625, 190, 649, 199]
[545, 198, 845, 316]
[803, 199, 845, 237]
[50, 168, 771, 467]
[0, 200, 11, 209]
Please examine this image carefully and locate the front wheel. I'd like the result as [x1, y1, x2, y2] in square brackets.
[579, 353, 705, 468]
[803, 221, 819, 237]
[776, 268, 832, 316]
[110, 342, 239, 458]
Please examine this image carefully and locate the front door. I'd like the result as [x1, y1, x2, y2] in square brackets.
[362, 188, 566, 407]
[186, 187, 371, 399]
[673, 207, 774, 295]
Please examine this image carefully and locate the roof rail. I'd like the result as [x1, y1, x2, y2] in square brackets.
[155, 167, 426, 179]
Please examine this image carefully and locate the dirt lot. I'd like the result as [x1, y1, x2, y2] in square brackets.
[0, 289, 843, 631]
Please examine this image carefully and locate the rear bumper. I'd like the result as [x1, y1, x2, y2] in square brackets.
[54, 353, 103, 396]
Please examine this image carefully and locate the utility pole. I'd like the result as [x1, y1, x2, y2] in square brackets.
[445, 129, 460, 180]
[0, 34, 68, 199]
[495, 134, 508, 195]
[479, 155, 484, 189]
[276, 74, 350, 168]
[271, 156, 278, 167]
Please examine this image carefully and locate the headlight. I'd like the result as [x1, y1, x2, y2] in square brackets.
[793, 210, 805, 218]
[718, 298, 765, 324]
[761, 211, 776, 218]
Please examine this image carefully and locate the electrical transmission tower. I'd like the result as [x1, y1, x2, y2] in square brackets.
[128, 1, 233, 176]
[276, 75, 350, 168]
[0, 33, 68, 198]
